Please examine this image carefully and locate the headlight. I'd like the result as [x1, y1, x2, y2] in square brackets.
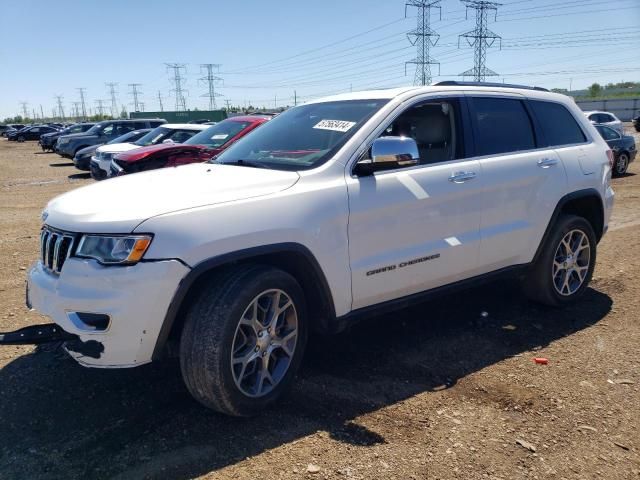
[76, 235, 152, 265]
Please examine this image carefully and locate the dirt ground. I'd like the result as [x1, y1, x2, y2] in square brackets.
[0, 129, 638, 480]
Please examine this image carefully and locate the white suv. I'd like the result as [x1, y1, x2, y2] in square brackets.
[20, 82, 614, 416]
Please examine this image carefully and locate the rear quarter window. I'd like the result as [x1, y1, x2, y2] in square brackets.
[470, 97, 536, 156]
[529, 101, 586, 147]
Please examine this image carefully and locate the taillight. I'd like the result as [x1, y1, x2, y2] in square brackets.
[606, 149, 614, 168]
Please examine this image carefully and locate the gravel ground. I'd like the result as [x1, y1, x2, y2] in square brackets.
[0, 127, 639, 480]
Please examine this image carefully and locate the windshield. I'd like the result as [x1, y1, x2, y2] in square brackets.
[107, 129, 149, 145]
[186, 120, 252, 148]
[85, 123, 107, 135]
[214, 100, 387, 170]
[134, 126, 198, 146]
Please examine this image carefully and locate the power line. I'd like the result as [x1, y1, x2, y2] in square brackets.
[458, 0, 502, 81]
[199, 64, 223, 110]
[106, 82, 118, 117]
[128, 83, 143, 112]
[405, 1, 442, 86]
[166, 63, 188, 111]
[76, 88, 88, 120]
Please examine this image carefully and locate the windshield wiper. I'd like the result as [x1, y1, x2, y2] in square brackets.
[216, 159, 267, 169]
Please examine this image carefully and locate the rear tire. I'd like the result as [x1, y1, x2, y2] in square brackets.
[17, 136, 25, 143]
[612, 152, 629, 177]
[523, 214, 596, 307]
[180, 264, 307, 416]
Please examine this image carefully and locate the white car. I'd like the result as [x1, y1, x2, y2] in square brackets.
[89, 123, 208, 180]
[13, 82, 614, 416]
[584, 110, 624, 135]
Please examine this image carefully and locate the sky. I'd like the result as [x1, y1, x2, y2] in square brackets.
[0, 0, 639, 119]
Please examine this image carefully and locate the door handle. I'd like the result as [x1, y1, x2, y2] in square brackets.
[448, 171, 477, 183]
[537, 158, 559, 168]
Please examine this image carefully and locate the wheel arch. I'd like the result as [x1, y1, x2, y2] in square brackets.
[152, 243, 337, 360]
[533, 189, 605, 264]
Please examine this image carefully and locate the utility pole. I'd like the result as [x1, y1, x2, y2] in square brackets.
[458, 0, 502, 82]
[199, 64, 223, 110]
[128, 83, 143, 112]
[76, 88, 88, 119]
[32, 109, 37, 121]
[19, 102, 29, 120]
[54, 95, 65, 120]
[166, 63, 188, 111]
[106, 82, 118, 117]
[157, 91, 164, 112]
[40, 104, 45, 120]
[405, 1, 442, 86]
[95, 99, 106, 117]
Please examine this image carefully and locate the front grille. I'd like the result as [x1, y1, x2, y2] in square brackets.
[40, 227, 76, 274]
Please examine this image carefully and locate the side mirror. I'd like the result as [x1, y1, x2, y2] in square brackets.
[354, 136, 420, 176]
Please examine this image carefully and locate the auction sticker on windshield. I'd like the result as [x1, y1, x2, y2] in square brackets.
[313, 119, 357, 133]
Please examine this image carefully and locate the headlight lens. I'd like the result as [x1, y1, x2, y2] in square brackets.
[76, 235, 152, 264]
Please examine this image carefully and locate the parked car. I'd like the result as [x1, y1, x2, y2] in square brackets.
[633, 114, 640, 133]
[55, 119, 166, 158]
[110, 116, 270, 177]
[7, 125, 59, 142]
[10, 82, 614, 416]
[40, 123, 96, 152]
[1, 124, 26, 137]
[584, 111, 624, 135]
[90, 124, 207, 180]
[73, 129, 151, 171]
[595, 125, 636, 176]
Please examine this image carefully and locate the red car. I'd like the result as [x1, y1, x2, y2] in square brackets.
[110, 115, 271, 176]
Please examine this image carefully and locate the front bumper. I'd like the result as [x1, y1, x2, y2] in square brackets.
[56, 143, 74, 157]
[73, 153, 91, 171]
[27, 257, 190, 368]
[89, 160, 108, 180]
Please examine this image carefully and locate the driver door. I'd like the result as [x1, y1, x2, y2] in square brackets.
[346, 96, 484, 310]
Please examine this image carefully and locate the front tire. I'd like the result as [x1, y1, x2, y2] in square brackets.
[523, 215, 597, 307]
[180, 265, 307, 416]
[612, 152, 629, 177]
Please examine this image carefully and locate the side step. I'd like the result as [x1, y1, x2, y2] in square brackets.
[0, 323, 77, 345]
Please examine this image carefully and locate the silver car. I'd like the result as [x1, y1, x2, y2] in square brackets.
[584, 110, 624, 135]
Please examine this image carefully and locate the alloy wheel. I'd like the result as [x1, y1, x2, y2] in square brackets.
[230, 289, 298, 398]
[552, 229, 591, 296]
[616, 154, 629, 176]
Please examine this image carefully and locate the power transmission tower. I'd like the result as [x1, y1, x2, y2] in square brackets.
[32, 109, 37, 121]
[405, 1, 441, 86]
[40, 105, 44, 120]
[106, 82, 119, 117]
[76, 88, 88, 119]
[72, 102, 81, 119]
[54, 95, 65, 120]
[224, 99, 232, 111]
[157, 91, 164, 112]
[139, 102, 145, 112]
[199, 64, 223, 110]
[166, 63, 188, 111]
[458, 0, 502, 82]
[128, 83, 143, 112]
[95, 99, 106, 117]
[19, 102, 29, 119]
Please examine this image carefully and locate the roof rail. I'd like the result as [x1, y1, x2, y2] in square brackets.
[433, 81, 549, 92]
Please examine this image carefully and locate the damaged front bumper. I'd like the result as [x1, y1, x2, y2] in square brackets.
[25, 257, 190, 368]
[0, 322, 104, 358]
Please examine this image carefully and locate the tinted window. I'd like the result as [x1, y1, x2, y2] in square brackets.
[472, 97, 535, 156]
[595, 125, 619, 141]
[187, 120, 252, 148]
[530, 100, 587, 147]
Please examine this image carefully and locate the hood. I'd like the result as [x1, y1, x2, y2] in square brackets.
[44, 163, 300, 233]
[76, 144, 101, 156]
[59, 132, 97, 142]
[42, 131, 61, 138]
[96, 142, 137, 154]
[115, 143, 203, 162]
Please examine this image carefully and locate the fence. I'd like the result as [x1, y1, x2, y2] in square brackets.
[575, 98, 640, 121]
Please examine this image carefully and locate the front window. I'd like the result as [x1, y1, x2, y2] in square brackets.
[186, 120, 252, 148]
[134, 127, 199, 146]
[214, 100, 388, 170]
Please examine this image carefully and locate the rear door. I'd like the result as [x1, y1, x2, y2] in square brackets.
[468, 94, 568, 271]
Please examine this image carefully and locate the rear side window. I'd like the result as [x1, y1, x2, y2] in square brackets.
[530, 101, 586, 147]
[471, 97, 536, 156]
